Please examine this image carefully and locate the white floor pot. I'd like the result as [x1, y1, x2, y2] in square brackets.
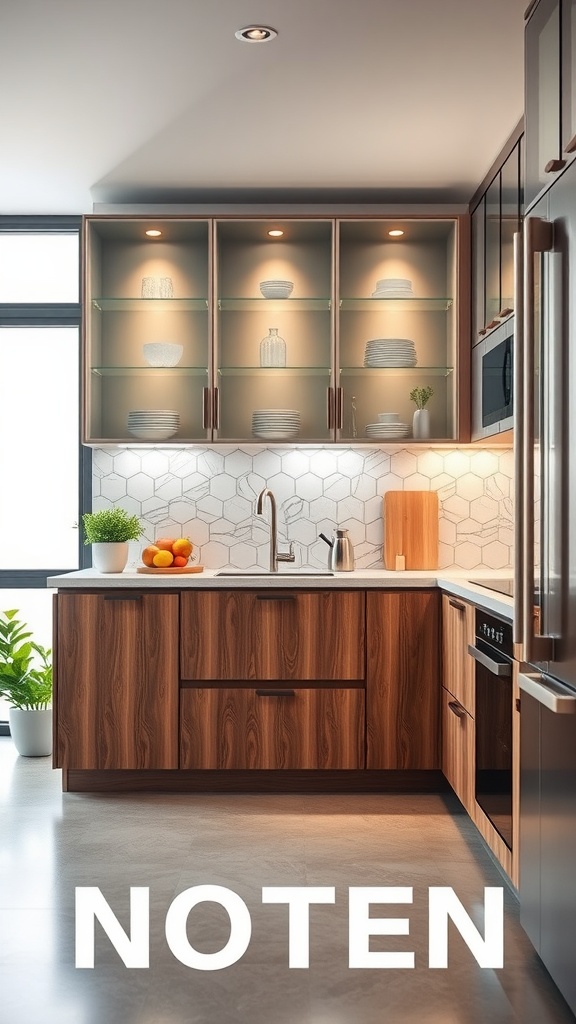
[91, 541, 129, 573]
[9, 707, 52, 757]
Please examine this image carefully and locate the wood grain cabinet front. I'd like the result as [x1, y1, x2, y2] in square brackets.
[54, 592, 179, 769]
[441, 593, 475, 715]
[366, 590, 440, 769]
[441, 686, 474, 814]
[180, 590, 365, 681]
[180, 686, 365, 769]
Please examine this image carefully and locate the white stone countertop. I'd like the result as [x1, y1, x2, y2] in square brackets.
[47, 567, 514, 619]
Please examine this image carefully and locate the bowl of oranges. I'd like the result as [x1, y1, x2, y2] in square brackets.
[137, 537, 202, 573]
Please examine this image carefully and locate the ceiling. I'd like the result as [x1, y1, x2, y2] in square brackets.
[0, 0, 526, 214]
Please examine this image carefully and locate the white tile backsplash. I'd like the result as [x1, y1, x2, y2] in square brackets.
[92, 445, 514, 570]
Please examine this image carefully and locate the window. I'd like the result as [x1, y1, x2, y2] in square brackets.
[0, 217, 88, 732]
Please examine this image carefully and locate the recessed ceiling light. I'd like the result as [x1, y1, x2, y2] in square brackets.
[268, 229, 284, 237]
[235, 25, 277, 42]
[145, 229, 162, 238]
[388, 229, 404, 237]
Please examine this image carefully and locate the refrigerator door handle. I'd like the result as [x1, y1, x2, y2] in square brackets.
[519, 671, 576, 714]
[522, 216, 555, 663]
[513, 232, 524, 653]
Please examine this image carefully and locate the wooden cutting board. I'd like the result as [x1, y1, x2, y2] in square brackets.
[383, 491, 439, 569]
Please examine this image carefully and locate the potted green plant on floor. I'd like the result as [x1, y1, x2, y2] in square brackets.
[82, 506, 143, 573]
[0, 609, 53, 756]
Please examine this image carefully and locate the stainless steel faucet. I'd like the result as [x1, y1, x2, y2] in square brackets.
[256, 488, 295, 572]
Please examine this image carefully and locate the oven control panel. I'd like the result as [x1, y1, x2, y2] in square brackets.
[475, 610, 513, 657]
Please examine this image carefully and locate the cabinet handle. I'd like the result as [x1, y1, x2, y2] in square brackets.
[213, 387, 220, 430]
[103, 594, 142, 601]
[448, 598, 465, 611]
[256, 594, 295, 601]
[327, 386, 335, 429]
[478, 328, 487, 337]
[255, 689, 296, 697]
[498, 307, 514, 318]
[564, 133, 576, 154]
[202, 387, 212, 429]
[448, 700, 466, 719]
[544, 158, 566, 173]
[336, 387, 344, 429]
[486, 319, 500, 330]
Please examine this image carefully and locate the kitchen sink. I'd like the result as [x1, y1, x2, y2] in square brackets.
[215, 571, 334, 577]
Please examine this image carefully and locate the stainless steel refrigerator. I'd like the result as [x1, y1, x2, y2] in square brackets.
[515, 159, 576, 1017]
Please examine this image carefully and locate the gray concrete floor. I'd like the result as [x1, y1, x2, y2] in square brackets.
[1, 736, 574, 1024]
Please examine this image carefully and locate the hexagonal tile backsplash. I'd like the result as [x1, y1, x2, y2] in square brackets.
[93, 446, 514, 571]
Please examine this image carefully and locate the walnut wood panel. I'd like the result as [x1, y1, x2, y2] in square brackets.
[441, 593, 475, 715]
[180, 590, 365, 681]
[180, 687, 365, 769]
[441, 686, 474, 814]
[55, 592, 179, 769]
[366, 590, 440, 769]
[63, 769, 447, 793]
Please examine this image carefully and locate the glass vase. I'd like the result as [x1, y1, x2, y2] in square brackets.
[260, 327, 286, 367]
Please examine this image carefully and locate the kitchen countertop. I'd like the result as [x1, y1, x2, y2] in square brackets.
[47, 568, 514, 619]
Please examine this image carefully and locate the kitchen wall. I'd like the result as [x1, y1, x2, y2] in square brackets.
[93, 445, 513, 571]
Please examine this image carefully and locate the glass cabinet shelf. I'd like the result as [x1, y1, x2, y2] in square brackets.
[218, 366, 330, 377]
[339, 297, 453, 311]
[340, 366, 454, 377]
[91, 366, 208, 377]
[218, 298, 330, 311]
[92, 298, 208, 312]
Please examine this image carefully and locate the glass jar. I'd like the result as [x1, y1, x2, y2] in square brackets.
[259, 327, 286, 367]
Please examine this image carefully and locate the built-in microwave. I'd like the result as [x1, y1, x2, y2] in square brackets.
[472, 316, 514, 440]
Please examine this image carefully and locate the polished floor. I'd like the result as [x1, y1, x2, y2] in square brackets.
[1, 737, 574, 1024]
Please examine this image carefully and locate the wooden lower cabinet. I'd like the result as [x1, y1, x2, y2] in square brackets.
[180, 686, 365, 769]
[441, 686, 474, 813]
[441, 594, 475, 714]
[55, 592, 179, 769]
[180, 589, 365, 681]
[366, 590, 440, 769]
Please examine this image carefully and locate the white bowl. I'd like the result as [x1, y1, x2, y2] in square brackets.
[259, 280, 294, 299]
[128, 426, 179, 440]
[377, 412, 400, 423]
[142, 343, 183, 367]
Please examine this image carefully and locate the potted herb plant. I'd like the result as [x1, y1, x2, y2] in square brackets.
[82, 506, 143, 573]
[409, 386, 434, 439]
[0, 609, 53, 756]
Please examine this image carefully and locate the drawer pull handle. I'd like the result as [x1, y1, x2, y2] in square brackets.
[448, 599, 465, 611]
[256, 594, 295, 601]
[103, 594, 142, 601]
[544, 158, 566, 173]
[448, 700, 465, 719]
[256, 689, 296, 697]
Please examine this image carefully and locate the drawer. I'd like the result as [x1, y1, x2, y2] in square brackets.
[442, 686, 474, 813]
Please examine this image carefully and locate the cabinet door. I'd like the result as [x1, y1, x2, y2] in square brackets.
[441, 593, 475, 714]
[55, 592, 179, 769]
[180, 590, 365, 681]
[525, 0, 562, 209]
[366, 590, 440, 769]
[180, 686, 364, 769]
[441, 686, 474, 813]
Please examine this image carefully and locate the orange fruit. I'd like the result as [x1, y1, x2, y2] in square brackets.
[153, 550, 174, 567]
[142, 544, 160, 567]
[173, 555, 188, 567]
[172, 537, 193, 559]
[155, 537, 177, 551]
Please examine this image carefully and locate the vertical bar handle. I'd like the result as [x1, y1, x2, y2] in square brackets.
[213, 387, 220, 430]
[327, 386, 335, 430]
[202, 387, 212, 430]
[522, 217, 554, 662]
[336, 387, 344, 430]
[513, 232, 524, 652]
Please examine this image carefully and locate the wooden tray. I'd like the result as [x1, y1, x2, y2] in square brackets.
[136, 565, 204, 574]
[383, 491, 438, 569]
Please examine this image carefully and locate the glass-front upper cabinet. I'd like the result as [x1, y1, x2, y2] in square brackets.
[471, 198, 486, 340]
[84, 218, 210, 444]
[214, 220, 333, 443]
[337, 220, 458, 442]
[485, 175, 501, 328]
[525, 0, 562, 210]
[500, 142, 522, 313]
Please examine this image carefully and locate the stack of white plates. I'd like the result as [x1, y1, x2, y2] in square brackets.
[127, 409, 180, 440]
[365, 421, 410, 439]
[260, 279, 294, 298]
[364, 338, 418, 367]
[372, 277, 414, 298]
[252, 408, 300, 439]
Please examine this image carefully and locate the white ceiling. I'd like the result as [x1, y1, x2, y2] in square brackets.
[0, 0, 526, 214]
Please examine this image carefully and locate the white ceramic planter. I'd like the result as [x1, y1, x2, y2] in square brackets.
[9, 707, 52, 757]
[412, 408, 431, 439]
[91, 541, 129, 573]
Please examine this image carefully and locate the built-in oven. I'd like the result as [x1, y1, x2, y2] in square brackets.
[472, 316, 514, 440]
[468, 609, 514, 850]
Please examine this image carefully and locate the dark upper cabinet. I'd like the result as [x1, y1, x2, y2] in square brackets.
[524, 0, 576, 211]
